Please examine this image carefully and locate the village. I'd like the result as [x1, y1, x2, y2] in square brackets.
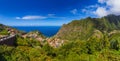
[0, 25, 65, 48]
[22, 31, 65, 48]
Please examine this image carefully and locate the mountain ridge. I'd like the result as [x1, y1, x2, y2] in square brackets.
[55, 14, 120, 41]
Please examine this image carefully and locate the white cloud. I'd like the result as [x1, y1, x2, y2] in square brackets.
[16, 14, 66, 20]
[70, 9, 77, 14]
[82, 0, 120, 17]
[107, 0, 120, 15]
[16, 15, 47, 20]
[98, 0, 107, 3]
[94, 7, 108, 17]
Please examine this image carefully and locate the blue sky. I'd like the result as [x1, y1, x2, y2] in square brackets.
[0, 0, 120, 26]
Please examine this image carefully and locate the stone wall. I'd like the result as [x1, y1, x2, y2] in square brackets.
[0, 36, 16, 46]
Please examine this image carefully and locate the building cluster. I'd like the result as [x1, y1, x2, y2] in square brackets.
[22, 31, 41, 38]
[47, 38, 64, 48]
[22, 31, 65, 48]
[6, 28, 18, 35]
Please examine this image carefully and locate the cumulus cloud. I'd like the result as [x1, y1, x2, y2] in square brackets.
[70, 9, 77, 14]
[107, 0, 120, 15]
[97, 0, 120, 17]
[83, 0, 120, 17]
[16, 15, 47, 20]
[94, 7, 108, 17]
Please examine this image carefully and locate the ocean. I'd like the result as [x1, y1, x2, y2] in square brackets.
[12, 26, 61, 37]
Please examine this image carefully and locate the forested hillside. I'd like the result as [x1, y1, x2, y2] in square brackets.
[56, 14, 120, 40]
[0, 15, 120, 61]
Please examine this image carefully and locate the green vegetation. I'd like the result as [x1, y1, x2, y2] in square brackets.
[16, 36, 42, 47]
[0, 32, 120, 61]
[0, 29, 9, 35]
[56, 15, 120, 40]
[0, 15, 120, 61]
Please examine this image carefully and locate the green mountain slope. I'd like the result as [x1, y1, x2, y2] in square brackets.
[56, 15, 120, 41]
